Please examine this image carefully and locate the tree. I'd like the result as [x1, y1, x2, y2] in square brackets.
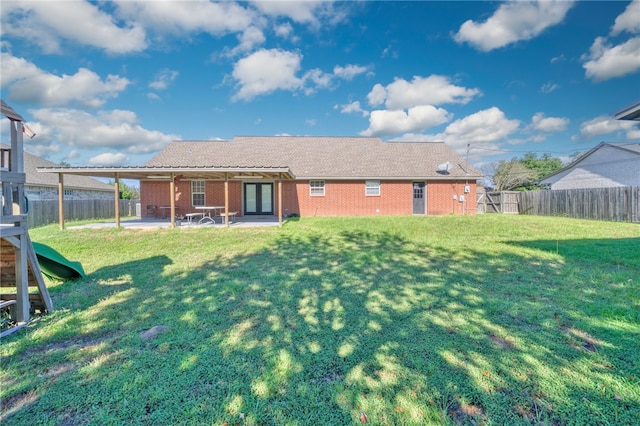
[490, 160, 536, 191]
[485, 153, 563, 191]
[109, 180, 140, 199]
[519, 152, 563, 181]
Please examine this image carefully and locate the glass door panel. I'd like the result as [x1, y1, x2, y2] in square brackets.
[261, 184, 272, 213]
[246, 184, 257, 213]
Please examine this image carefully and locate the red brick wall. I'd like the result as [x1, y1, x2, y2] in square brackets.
[282, 180, 410, 216]
[140, 180, 243, 218]
[140, 179, 477, 218]
[427, 180, 477, 215]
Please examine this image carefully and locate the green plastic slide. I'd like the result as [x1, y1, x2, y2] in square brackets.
[32, 242, 86, 281]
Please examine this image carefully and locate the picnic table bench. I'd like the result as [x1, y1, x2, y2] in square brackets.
[217, 211, 238, 224]
[181, 209, 238, 225]
[182, 212, 204, 224]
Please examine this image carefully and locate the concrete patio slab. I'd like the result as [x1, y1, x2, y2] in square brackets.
[68, 216, 282, 230]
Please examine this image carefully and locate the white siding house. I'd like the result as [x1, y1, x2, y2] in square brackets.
[539, 142, 640, 190]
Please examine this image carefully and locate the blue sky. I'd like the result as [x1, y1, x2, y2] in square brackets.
[1, 0, 639, 171]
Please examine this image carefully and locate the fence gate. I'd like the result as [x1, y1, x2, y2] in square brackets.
[483, 192, 520, 214]
[476, 193, 486, 214]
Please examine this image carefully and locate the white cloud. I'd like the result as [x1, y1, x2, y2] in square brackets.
[611, 0, 640, 36]
[223, 26, 267, 57]
[27, 108, 179, 156]
[440, 107, 520, 142]
[367, 84, 388, 107]
[627, 126, 640, 140]
[303, 68, 333, 92]
[582, 1, 640, 81]
[627, 127, 640, 140]
[89, 152, 129, 166]
[530, 113, 569, 133]
[414, 107, 521, 153]
[339, 101, 369, 117]
[454, 0, 574, 51]
[361, 105, 451, 137]
[250, 1, 346, 26]
[115, 0, 253, 37]
[582, 36, 640, 81]
[149, 69, 179, 90]
[231, 49, 369, 100]
[1, 52, 130, 107]
[333, 64, 369, 80]
[232, 49, 303, 101]
[1, 1, 146, 54]
[274, 22, 294, 38]
[579, 115, 638, 139]
[251, 1, 320, 23]
[366, 75, 480, 109]
[381, 44, 398, 59]
[0, 52, 42, 86]
[540, 82, 560, 94]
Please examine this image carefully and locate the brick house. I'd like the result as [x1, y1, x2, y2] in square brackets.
[140, 136, 482, 219]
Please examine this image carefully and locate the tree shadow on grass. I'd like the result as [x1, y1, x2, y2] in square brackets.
[3, 231, 639, 425]
[1, 255, 173, 422]
[510, 237, 640, 268]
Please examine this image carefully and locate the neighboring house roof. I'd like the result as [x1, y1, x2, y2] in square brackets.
[2, 144, 113, 191]
[615, 101, 640, 121]
[539, 142, 640, 188]
[145, 136, 483, 180]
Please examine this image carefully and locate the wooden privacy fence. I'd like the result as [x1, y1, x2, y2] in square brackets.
[518, 187, 639, 223]
[27, 199, 140, 228]
[479, 191, 520, 214]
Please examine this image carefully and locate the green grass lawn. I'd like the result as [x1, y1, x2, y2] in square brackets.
[2, 215, 639, 425]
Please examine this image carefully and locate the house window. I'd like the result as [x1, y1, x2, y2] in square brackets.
[365, 180, 380, 196]
[310, 180, 325, 196]
[64, 189, 74, 197]
[192, 180, 205, 206]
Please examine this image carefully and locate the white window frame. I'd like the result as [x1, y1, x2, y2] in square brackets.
[191, 180, 205, 206]
[365, 180, 380, 196]
[309, 180, 325, 196]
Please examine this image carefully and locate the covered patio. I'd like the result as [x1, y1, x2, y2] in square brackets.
[35, 166, 295, 229]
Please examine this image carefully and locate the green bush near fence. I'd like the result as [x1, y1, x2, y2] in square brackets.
[2, 215, 639, 425]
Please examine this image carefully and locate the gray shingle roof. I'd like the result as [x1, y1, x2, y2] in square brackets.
[2, 144, 113, 191]
[539, 142, 640, 183]
[145, 136, 482, 179]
